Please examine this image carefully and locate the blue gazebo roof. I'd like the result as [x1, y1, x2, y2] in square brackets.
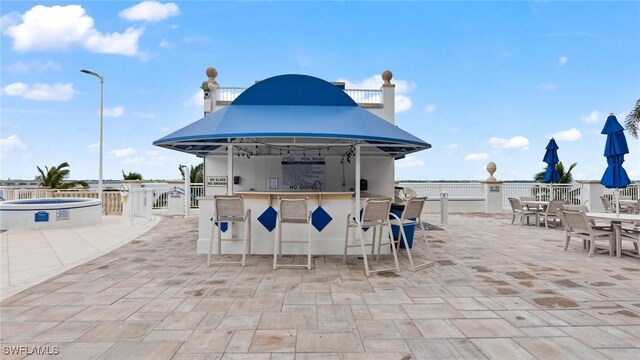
[153, 74, 431, 157]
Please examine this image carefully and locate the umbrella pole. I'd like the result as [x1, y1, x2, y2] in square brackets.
[615, 189, 620, 215]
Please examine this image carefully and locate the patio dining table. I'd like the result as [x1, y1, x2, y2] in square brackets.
[586, 212, 640, 257]
[521, 200, 549, 226]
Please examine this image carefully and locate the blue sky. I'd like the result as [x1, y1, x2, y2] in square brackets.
[1, 1, 639, 181]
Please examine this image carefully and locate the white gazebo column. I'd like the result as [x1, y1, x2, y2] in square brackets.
[355, 144, 361, 215]
[227, 144, 233, 195]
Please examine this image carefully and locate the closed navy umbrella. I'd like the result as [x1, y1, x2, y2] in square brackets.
[542, 138, 561, 183]
[600, 113, 631, 214]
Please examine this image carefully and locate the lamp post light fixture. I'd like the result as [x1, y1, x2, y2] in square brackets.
[80, 69, 104, 200]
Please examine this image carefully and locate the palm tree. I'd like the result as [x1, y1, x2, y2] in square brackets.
[36, 162, 88, 189]
[534, 161, 577, 184]
[179, 163, 204, 183]
[122, 170, 143, 180]
[624, 98, 640, 138]
[533, 162, 579, 203]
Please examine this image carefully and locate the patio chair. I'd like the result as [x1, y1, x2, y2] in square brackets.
[560, 209, 614, 257]
[508, 197, 539, 226]
[600, 196, 612, 213]
[343, 198, 400, 276]
[616, 222, 640, 258]
[539, 200, 567, 229]
[388, 197, 433, 271]
[208, 196, 251, 267]
[273, 197, 312, 270]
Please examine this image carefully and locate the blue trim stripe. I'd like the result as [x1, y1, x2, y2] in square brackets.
[0, 203, 101, 212]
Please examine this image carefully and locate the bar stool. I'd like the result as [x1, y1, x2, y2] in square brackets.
[388, 197, 433, 271]
[208, 195, 251, 267]
[273, 197, 313, 270]
[343, 198, 399, 276]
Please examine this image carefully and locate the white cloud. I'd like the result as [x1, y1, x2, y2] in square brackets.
[4, 60, 61, 73]
[103, 106, 124, 118]
[122, 153, 169, 165]
[159, 39, 170, 48]
[447, 143, 458, 149]
[120, 1, 180, 22]
[2, 82, 75, 101]
[396, 155, 424, 168]
[133, 111, 156, 119]
[558, 56, 568, 66]
[3, 5, 143, 56]
[0, 12, 20, 31]
[551, 128, 582, 141]
[464, 153, 489, 161]
[395, 95, 412, 113]
[0, 134, 26, 151]
[337, 74, 415, 113]
[489, 136, 530, 151]
[111, 147, 137, 157]
[87, 143, 99, 150]
[186, 90, 203, 108]
[121, 157, 145, 164]
[539, 82, 557, 91]
[581, 110, 601, 124]
[425, 104, 436, 113]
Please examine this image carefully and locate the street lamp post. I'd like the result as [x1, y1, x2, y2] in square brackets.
[81, 69, 104, 200]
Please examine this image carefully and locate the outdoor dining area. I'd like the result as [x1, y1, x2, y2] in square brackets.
[508, 114, 639, 259]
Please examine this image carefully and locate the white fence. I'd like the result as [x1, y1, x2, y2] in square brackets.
[129, 189, 153, 226]
[400, 182, 585, 211]
[149, 183, 204, 209]
[604, 183, 639, 200]
[0, 188, 52, 200]
[398, 182, 483, 198]
[502, 183, 582, 208]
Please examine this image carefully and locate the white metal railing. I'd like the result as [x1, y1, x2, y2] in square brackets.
[216, 87, 382, 105]
[217, 87, 245, 102]
[502, 183, 582, 208]
[603, 183, 639, 200]
[190, 183, 204, 208]
[399, 182, 483, 198]
[152, 187, 171, 209]
[129, 189, 153, 226]
[344, 89, 382, 104]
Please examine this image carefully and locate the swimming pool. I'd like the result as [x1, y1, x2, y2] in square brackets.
[0, 198, 102, 230]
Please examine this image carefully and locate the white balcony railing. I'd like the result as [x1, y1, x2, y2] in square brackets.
[216, 87, 383, 105]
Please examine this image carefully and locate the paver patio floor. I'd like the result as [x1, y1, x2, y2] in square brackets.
[1, 213, 639, 359]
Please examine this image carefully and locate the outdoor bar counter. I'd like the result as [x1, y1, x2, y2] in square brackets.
[197, 191, 393, 255]
[154, 69, 432, 258]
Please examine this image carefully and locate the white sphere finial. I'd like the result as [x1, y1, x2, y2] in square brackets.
[486, 161, 497, 182]
[201, 66, 219, 90]
[382, 70, 393, 85]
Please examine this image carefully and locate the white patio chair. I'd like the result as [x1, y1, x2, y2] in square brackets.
[508, 197, 539, 226]
[616, 222, 640, 258]
[388, 197, 433, 271]
[600, 196, 613, 213]
[539, 200, 567, 229]
[343, 198, 399, 276]
[560, 209, 614, 257]
[208, 196, 251, 267]
[273, 197, 312, 270]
